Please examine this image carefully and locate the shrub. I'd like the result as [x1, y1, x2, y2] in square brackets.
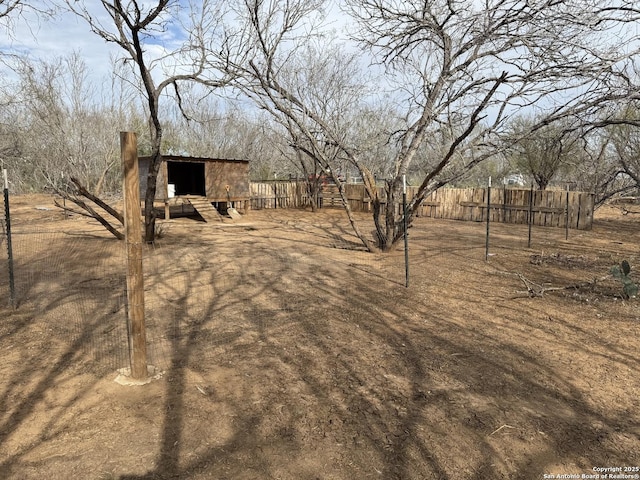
[611, 260, 638, 299]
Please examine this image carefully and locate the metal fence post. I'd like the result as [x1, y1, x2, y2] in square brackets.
[485, 177, 491, 261]
[565, 184, 570, 241]
[403, 175, 409, 288]
[3, 169, 15, 307]
[527, 184, 534, 248]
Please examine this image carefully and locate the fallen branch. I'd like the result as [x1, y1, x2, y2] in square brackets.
[70, 177, 123, 223]
[515, 272, 608, 297]
[490, 424, 515, 436]
[53, 200, 96, 219]
[53, 178, 124, 240]
[620, 207, 640, 216]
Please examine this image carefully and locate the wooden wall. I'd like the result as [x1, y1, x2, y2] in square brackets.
[138, 156, 249, 201]
[205, 160, 249, 201]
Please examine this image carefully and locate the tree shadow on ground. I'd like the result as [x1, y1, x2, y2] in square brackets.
[116, 216, 639, 479]
[1, 210, 638, 479]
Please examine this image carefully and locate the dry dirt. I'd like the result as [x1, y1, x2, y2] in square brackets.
[0, 195, 639, 480]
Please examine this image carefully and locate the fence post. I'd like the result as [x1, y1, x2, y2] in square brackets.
[273, 182, 278, 209]
[61, 172, 69, 220]
[3, 169, 15, 308]
[121, 132, 148, 381]
[502, 184, 507, 223]
[527, 184, 534, 248]
[403, 175, 409, 288]
[485, 177, 491, 261]
[565, 184, 570, 240]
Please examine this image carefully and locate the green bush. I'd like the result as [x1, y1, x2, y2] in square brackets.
[611, 260, 638, 299]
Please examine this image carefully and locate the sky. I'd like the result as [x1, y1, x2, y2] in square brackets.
[0, 1, 213, 89]
[1, 0, 351, 86]
[1, 2, 122, 82]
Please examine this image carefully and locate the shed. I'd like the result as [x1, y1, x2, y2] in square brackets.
[138, 155, 250, 220]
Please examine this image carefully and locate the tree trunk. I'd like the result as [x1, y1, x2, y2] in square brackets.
[383, 179, 402, 252]
[53, 177, 124, 240]
[536, 176, 549, 190]
[341, 186, 377, 252]
[306, 178, 320, 212]
[143, 150, 162, 243]
[94, 158, 117, 197]
[327, 173, 377, 252]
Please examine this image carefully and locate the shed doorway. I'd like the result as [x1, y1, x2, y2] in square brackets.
[167, 161, 206, 196]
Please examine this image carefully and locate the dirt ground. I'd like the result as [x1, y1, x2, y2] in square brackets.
[0, 195, 639, 480]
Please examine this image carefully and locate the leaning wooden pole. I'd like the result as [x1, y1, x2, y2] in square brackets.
[121, 132, 148, 380]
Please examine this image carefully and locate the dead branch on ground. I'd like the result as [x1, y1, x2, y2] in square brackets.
[493, 269, 610, 298]
[514, 272, 609, 298]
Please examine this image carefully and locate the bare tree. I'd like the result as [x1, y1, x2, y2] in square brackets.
[65, 0, 232, 242]
[214, 5, 380, 249]
[0, 0, 53, 34]
[541, 104, 640, 204]
[215, 0, 640, 251]
[7, 54, 89, 191]
[161, 93, 281, 169]
[347, 0, 640, 249]
[506, 116, 581, 190]
[604, 105, 640, 197]
[0, 53, 141, 194]
[0, 0, 22, 20]
[574, 131, 635, 206]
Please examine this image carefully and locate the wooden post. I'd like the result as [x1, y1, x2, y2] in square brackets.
[502, 185, 507, 223]
[121, 132, 148, 380]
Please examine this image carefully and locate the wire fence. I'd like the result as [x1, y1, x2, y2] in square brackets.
[0, 185, 594, 377]
[0, 192, 400, 374]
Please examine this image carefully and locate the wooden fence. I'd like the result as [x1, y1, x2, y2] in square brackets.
[250, 181, 308, 209]
[415, 187, 594, 230]
[250, 182, 595, 230]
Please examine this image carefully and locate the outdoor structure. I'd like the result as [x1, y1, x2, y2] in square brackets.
[138, 155, 250, 221]
[250, 182, 595, 230]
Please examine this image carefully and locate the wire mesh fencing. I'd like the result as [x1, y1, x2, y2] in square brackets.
[1, 191, 589, 377]
[0, 198, 365, 375]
